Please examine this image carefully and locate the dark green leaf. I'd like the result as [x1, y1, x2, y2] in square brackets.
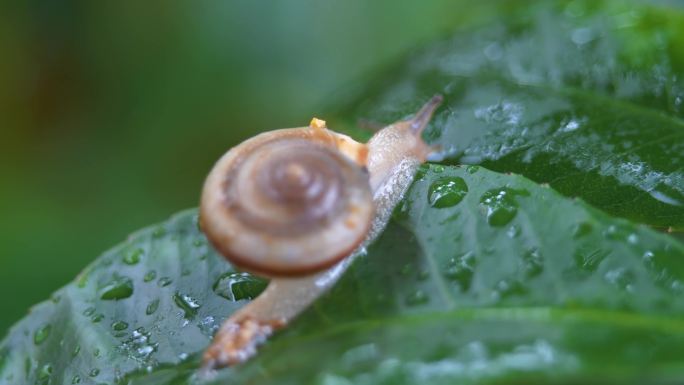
[6, 165, 681, 384]
[332, 0, 684, 230]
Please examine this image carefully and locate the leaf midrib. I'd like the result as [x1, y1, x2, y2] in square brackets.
[273, 306, 684, 351]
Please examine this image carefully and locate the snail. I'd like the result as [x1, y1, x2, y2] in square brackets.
[200, 95, 443, 370]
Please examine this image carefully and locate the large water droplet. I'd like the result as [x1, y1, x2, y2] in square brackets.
[111, 321, 129, 331]
[34, 325, 51, 345]
[37, 363, 53, 381]
[100, 276, 134, 300]
[428, 177, 468, 208]
[173, 292, 201, 319]
[213, 272, 268, 301]
[444, 251, 476, 291]
[123, 248, 143, 265]
[144, 270, 157, 282]
[522, 248, 544, 278]
[146, 299, 160, 315]
[405, 290, 429, 306]
[479, 188, 527, 226]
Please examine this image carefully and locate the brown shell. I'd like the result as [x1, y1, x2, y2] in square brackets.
[200, 128, 374, 277]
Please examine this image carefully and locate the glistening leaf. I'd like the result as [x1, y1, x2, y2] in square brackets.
[0, 212, 266, 385]
[332, 0, 684, 230]
[7, 166, 680, 384]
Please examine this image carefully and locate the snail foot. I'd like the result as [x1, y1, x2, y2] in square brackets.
[201, 316, 285, 371]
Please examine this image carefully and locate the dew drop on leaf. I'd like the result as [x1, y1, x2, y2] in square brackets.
[444, 251, 476, 291]
[89, 368, 100, 377]
[123, 248, 143, 265]
[522, 248, 544, 278]
[173, 292, 201, 319]
[146, 299, 160, 315]
[479, 188, 526, 226]
[111, 321, 129, 331]
[157, 277, 173, 287]
[33, 325, 51, 345]
[71, 374, 81, 384]
[143, 270, 157, 282]
[99, 276, 134, 300]
[428, 176, 468, 208]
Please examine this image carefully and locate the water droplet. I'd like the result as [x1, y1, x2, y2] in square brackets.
[89, 368, 100, 377]
[572, 222, 593, 239]
[432, 165, 445, 173]
[574, 248, 609, 272]
[83, 307, 96, 317]
[111, 321, 129, 331]
[123, 248, 143, 265]
[405, 290, 429, 305]
[157, 277, 173, 287]
[37, 363, 53, 381]
[479, 188, 527, 227]
[522, 248, 544, 278]
[213, 272, 268, 301]
[178, 352, 189, 361]
[444, 251, 476, 291]
[91, 313, 104, 323]
[100, 276, 134, 300]
[146, 299, 160, 315]
[34, 325, 51, 345]
[72, 345, 81, 357]
[466, 165, 480, 174]
[428, 177, 468, 208]
[144, 270, 157, 282]
[93, 348, 101, 357]
[173, 292, 201, 319]
[604, 268, 635, 292]
[72, 374, 81, 384]
[119, 327, 158, 365]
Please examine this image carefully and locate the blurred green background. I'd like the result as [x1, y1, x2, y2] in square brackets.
[0, 1, 481, 336]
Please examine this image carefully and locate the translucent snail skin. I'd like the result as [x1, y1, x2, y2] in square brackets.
[199, 95, 443, 370]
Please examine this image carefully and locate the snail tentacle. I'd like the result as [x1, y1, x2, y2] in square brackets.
[200, 95, 443, 371]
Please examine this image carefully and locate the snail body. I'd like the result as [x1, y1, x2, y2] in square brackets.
[200, 95, 443, 370]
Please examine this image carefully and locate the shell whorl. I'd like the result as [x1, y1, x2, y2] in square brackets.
[200, 128, 374, 277]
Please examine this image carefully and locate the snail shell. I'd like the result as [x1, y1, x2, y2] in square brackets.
[200, 126, 374, 277]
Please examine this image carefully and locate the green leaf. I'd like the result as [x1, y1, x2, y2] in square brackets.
[0, 211, 266, 385]
[4, 166, 683, 384]
[331, 0, 684, 230]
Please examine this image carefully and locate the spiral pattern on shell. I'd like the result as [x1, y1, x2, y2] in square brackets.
[200, 128, 374, 277]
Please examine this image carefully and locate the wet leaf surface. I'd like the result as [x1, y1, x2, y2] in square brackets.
[3, 1, 684, 384]
[4, 166, 684, 384]
[332, 0, 684, 230]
